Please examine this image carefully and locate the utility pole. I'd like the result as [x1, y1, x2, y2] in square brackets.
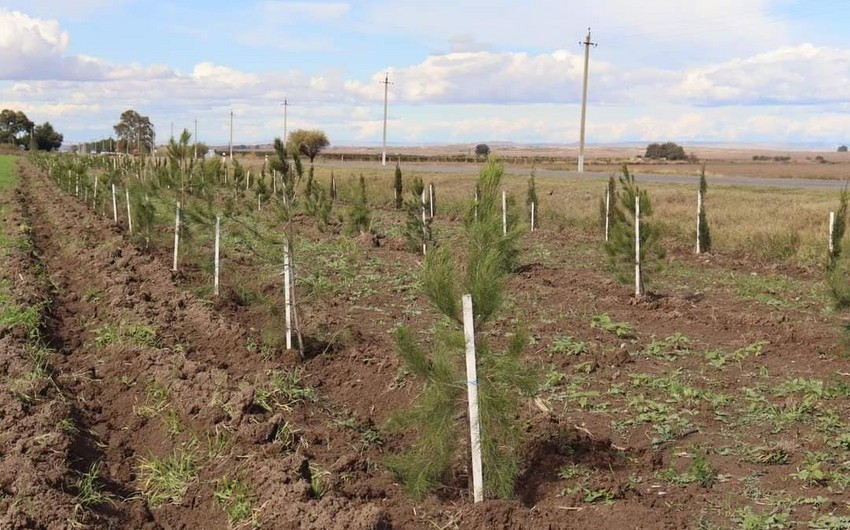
[578, 28, 597, 173]
[170, 122, 174, 140]
[229, 109, 234, 162]
[194, 118, 198, 159]
[381, 73, 393, 167]
[281, 99, 290, 145]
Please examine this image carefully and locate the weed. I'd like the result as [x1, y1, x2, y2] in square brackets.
[641, 333, 691, 360]
[809, 515, 850, 530]
[733, 506, 790, 530]
[214, 476, 260, 529]
[549, 335, 587, 356]
[308, 463, 330, 499]
[134, 380, 169, 418]
[128, 324, 160, 347]
[742, 445, 791, 465]
[254, 368, 317, 412]
[273, 421, 303, 452]
[590, 314, 634, 338]
[658, 448, 718, 488]
[137, 449, 198, 508]
[72, 461, 111, 516]
[92, 322, 120, 347]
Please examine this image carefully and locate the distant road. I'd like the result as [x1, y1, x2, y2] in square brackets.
[316, 160, 849, 191]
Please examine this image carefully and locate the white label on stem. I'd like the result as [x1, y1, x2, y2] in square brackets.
[214, 216, 221, 296]
[635, 196, 642, 298]
[283, 239, 293, 350]
[461, 294, 484, 504]
[502, 190, 507, 236]
[112, 184, 118, 224]
[172, 202, 180, 271]
[829, 211, 836, 255]
[126, 188, 133, 234]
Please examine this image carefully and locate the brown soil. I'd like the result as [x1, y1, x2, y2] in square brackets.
[2, 160, 850, 529]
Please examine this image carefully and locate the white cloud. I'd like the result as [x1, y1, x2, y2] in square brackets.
[674, 44, 850, 105]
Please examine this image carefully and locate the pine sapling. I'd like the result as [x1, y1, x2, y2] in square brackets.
[345, 175, 372, 235]
[387, 158, 537, 499]
[599, 175, 615, 240]
[697, 164, 711, 253]
[394, 163, 403, 209]
[827, 183, 850, 308]
[403, 176, 432, 254]
[605, 164, 664, 292]
[526, 173, 539, 229]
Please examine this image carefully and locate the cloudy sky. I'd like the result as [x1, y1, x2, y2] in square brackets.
[1, 0, 849, 146]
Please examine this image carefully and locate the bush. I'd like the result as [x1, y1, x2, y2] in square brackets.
[393, 163, 403, 209]
[645, 142, 687, 161]
[838, 145, 848, 153]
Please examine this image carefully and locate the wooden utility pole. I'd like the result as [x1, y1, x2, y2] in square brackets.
[578, 28, 597, 173]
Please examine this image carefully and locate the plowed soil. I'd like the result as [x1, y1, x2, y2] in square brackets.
[2, 158, 850, 529]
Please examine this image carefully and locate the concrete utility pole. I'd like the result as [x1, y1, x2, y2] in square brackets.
[578, 28, 597, 173]
[281, 99, 290, 144]
[194, 118, 198, 159]
[381, 72, 393, 167]
[229, 110, 234, 161]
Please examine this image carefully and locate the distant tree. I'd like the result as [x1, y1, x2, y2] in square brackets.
[193, 142, 209, 158]
[286, 129, 329, 164]
[29, 122, 63, 151]
[475, 143, 491, 159]
[645, 142, 687, 161]
[113, 109, 155, 154]
[0, 109, 34, 147]
[838, 145, 848, 153]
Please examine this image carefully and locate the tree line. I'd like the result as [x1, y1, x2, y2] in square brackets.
[0, 109, 63, 151]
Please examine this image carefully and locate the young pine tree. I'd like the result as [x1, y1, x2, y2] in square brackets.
[827, 184, 850, 308]
[345, 175, 372, 235]
[605, 164, 664, 293]
[403, 176, 432, 254]
[697, 164, 712, 253]
[599, 175, 616, 238]
[387, 158, 537, 499]
[526, 174, 539, 229]
[394, 163, 403, 209]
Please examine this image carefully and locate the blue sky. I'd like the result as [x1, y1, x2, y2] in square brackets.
[2, 0, 850, 146]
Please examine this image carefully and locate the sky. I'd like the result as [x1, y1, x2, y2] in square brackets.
[1, 0, 850, 147]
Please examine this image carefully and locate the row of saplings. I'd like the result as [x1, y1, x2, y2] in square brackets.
[35, 146, 850, 501]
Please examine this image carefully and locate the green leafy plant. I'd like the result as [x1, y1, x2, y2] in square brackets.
[591, 313, 634, 339]
[387, 159, 537, 500]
